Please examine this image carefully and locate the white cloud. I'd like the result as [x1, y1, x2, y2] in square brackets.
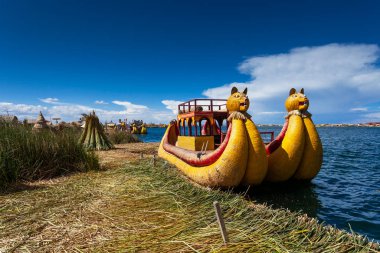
[40, 98, 60, 104]
[112, 101, 149, 114]
[95, 100, 108, 105]
[203, 43, 380, 123]
[162, 100, 183, 114]
[350, 107, 368, 112]
[0, 99, 171, 123]
[363, 112, 380, 121]
[149, 110, 176, 122]
[0, 102, 47, 116]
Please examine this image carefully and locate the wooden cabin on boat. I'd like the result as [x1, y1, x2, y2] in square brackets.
[175, 98, 275, 151]
[176, 99, 229, 151]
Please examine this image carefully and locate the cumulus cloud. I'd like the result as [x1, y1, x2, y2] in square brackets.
[40, 98, 60, 104]
[0, 102, 47, 117]
[95, 100, 108, 105]
[350, 107, 368, 112]
[162, 100, 183, 114]
[363, 112, 380, 121]
[203, 43, 380, 123]
[0, 99, 171, 123]
[112, 101, 149, 114]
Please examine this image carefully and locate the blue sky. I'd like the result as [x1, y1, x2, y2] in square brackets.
[1, 0, 380, 123]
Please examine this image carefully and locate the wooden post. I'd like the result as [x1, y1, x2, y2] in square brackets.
[153, 154, 156, 166]
[213, 201, 229, 244]
[140, 153, 143, 159]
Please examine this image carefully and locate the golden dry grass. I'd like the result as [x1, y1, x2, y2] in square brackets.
[0, 143, 378, 252]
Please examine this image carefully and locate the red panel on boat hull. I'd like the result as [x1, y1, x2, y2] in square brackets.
[162, 123, 232, 167]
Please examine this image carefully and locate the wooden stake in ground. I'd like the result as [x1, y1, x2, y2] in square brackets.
[213, 201, 229, 244]
[79, 111, 113, 150]
[153, 154, 156, 166]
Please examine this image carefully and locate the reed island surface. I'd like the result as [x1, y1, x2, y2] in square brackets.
[0, 142, 378, 252]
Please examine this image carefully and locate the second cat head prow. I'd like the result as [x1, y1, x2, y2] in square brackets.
[285, 88, 309, 112]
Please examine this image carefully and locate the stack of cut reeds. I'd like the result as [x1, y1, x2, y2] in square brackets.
[79, 111, 113, 150]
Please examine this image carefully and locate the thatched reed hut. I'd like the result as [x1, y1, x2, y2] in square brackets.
[0, 115, 18, 124]
[32, 111, 49, 131]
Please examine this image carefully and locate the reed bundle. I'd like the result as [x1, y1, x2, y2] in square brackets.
[79, 111, 113, 150]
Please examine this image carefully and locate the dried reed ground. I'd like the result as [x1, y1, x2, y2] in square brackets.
[0, 143, 378, 252]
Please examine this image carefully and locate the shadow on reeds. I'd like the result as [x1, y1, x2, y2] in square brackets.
[120, 159, 378, 252]
[0, 182, 46, 195]
[236, 180, 321, 218]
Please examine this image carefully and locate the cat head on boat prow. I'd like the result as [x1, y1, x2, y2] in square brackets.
[285, 88, 309, 112]
[226, 86, 250, 113]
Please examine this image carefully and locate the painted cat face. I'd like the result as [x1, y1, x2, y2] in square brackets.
[285, 88, 309, 112]
[226, 87, 250, 112]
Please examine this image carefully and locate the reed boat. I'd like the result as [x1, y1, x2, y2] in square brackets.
[158, 87, 268, 187]
[265, 88, 323, 182]
[131, 120, 147, 134]
[159, 87, 323, 187]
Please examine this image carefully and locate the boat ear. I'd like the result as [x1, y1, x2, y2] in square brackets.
[300, 88, 304, 94]
[289, 88, 296, 96]
[243, 87, 248, 95]
[231, 86, 238, 94]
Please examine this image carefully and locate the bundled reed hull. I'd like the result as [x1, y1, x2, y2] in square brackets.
[158, 119, 249, 187]
[242, 119, 268, 185]
[266, 115, 305, 182]
[265, 88, 323, 182]
[293, 117, 323, 180]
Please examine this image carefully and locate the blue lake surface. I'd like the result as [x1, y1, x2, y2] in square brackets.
[137, 127, 380, 241]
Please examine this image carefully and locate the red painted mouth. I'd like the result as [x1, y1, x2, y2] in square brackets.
[240, 101, 248, 106]
[299, 101, 308, 106]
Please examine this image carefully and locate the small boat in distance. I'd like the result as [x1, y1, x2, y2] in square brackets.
[130, 120, 147, 134]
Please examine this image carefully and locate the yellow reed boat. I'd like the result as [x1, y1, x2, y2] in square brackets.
[158, 87, 322, 187]
[158, 87, 267, 187]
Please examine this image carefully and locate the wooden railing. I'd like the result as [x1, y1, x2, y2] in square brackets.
[260, 131, 274, 144]
[178, 99, 227, 114]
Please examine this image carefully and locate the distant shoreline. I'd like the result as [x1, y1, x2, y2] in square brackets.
[256, 123, 380, 128]
[146, 123, 380, 128]
[316, 123, 380, 127]
[1, 115, 379, 128]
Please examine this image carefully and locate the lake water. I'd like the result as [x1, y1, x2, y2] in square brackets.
[137, 127, 380, 241]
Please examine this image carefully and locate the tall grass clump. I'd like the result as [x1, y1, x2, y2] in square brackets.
[107, 131, 141, 144]
[0, 123, 99, 187]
